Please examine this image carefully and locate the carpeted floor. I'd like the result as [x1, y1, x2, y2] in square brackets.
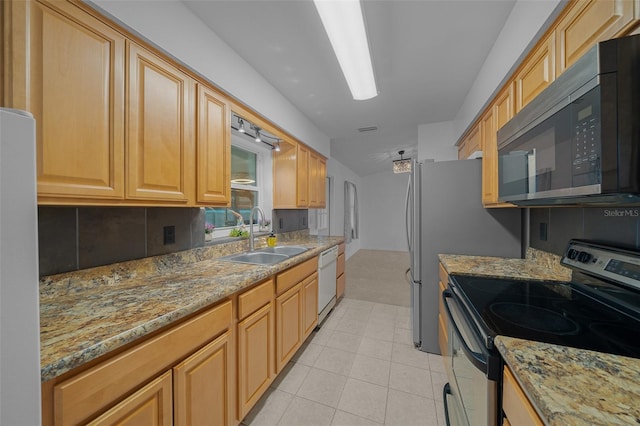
[344, 249, 411, 307]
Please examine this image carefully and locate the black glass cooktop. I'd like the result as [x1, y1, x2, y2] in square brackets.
[449, 274, 640, 358]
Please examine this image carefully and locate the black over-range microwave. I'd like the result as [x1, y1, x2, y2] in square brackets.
[497, 34, 640, 205]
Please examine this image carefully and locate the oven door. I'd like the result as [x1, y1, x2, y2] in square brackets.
[443, 290, 498, 426]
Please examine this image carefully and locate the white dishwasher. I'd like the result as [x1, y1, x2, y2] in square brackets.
[317, 246, 338, 325]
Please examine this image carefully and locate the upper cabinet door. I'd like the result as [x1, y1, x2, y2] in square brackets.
[18, 0, 125, 201]
[318, 157, 327, 208]
[556, 0, 635, 77]
[126, 42, 195, 203]
[515, 33, 555, 113]
[308, 153, 320, 207]
[196, 84, 231, 205]
[296, 144, 309, 206]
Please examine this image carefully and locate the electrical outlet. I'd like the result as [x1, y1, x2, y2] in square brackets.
[539, 222, 548, 241]
[163, 225, 176, 245]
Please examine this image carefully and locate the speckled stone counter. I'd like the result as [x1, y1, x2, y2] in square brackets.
[40, 233, 344, 382]
[439, 247, 572, 282]
[496, 335, 640, 425]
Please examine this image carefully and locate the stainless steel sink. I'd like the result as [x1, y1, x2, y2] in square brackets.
[258, 246, 308, 256]
[218, 245, 309, 265]
[219, 252, 289, 265]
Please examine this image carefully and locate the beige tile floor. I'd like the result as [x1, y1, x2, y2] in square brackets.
[241, 298, 448, 426]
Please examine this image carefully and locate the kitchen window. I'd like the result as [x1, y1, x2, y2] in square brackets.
[205, 135, 273, 239]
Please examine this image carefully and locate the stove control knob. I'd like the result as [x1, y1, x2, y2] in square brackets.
[567, 249, 579, 260]
[577, 251, 592, 263]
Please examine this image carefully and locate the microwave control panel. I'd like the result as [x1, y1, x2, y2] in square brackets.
[571, 94, 601, 185]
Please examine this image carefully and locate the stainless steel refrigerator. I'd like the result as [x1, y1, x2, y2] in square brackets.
[0, 108, 42, 424]
[405, 159, 522, 353]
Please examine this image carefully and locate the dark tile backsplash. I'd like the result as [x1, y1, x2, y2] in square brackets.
[147, 207, 203, 256]
[78, 208, 146, 269]
[529, 206, 640, 255]
[38, 207, 205, 277]
[272, 209, 308, 233]
[38, 207, 78, 275]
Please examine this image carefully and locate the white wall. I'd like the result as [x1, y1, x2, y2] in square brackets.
[87, 0, 330, 158]
[417, 121, 457, 162]
[359, 169, 409, 252]
[452, 0, 564, 140]
[327, 158, 362, 259]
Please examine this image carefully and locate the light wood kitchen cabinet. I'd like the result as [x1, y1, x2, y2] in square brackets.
[87, 371, 173, 426]
[44, 300, 232, 426]
[5, 0, 126, 202]
[126, 41, 195, 204]
[275, 256, 318, 372]
[196, 83, 231, 205]
[173, 330, 233, 426]
[237, 279, 275, 420]
[457, 123, 481, 160]
[502, 365, 544, 426]
[273, 139, 327, 209]
[514, 32, 555, 113]
[296, 143, 310, 206]
[302, 272, 319, 337]
[275, 282, 303, 373]
[438, 263, 449, 358]
[555, 0, 636, 77]
[272, 139, 298, 208]
[481, 84, 516, 208]
[336, 243, 346, 300]
[309, 152, 326, 208]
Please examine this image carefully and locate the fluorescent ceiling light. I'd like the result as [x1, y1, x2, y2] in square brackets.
[314, 0, 377, 100]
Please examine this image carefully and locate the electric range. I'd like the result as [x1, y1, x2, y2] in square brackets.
[441, 240, 640, 426]
[450, 240, 640, 358]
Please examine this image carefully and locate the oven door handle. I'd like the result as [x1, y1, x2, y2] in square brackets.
[442, 289, 489, 374]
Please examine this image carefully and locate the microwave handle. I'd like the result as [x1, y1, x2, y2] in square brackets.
[442, 290, 488, 373]
[527, 148, 536, 194]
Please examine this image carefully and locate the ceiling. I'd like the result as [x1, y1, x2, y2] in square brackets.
[183, 0, 517, 176]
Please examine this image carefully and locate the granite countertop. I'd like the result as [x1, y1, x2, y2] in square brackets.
[40, 234, 344, 382]
[496, 336, 640, 425]
[438, 250, 572, 282]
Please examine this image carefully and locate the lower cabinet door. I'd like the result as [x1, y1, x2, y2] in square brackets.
[237, 303, 275, 419]
[87, 371, 173, 426]
[173, 331, 233, 426]
[336, 273, 345, 300]
[276, 283, 303, 373]
[302, 273, 318, 338]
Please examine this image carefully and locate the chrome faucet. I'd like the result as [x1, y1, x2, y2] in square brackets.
[249, 206, 266, 251]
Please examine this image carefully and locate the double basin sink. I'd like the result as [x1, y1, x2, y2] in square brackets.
[219, 245, 309, 265]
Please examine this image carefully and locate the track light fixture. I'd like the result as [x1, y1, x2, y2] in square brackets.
[232, 113, 281, 151]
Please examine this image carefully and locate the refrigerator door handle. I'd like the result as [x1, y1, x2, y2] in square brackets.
[405, 175, 412, 252]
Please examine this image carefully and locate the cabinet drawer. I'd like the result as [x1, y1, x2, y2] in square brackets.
[87, 370, 173, 426]
[338, 242, 345, 255]
[276, 257, 318, 295]
[53, 300, 232, 426]
[336, 253, 345, 277]
[502, 366, 543, 426]
[238, 278, 274, 320]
